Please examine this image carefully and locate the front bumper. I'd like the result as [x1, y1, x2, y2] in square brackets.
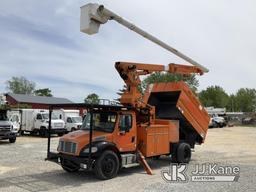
[0, 131, 17, 140]
[46, 152, 94, 170]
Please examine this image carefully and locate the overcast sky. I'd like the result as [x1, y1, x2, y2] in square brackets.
[0, 0, 255, 102]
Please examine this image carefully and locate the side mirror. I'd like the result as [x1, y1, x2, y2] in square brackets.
[125, 126, 130, 132]
[119, 130, 126, 135]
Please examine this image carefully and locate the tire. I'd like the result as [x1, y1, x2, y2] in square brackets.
[9, 137, 16, 143]
[30, 130, 38, 136]
[20, 130, 25, 136]
[176, 143, 191, 163]
[153, 155, 161, 160]
[212, 121, 218, 128]
[94, 150, 119, 180]
[61, 159, 80, 172]
[39, 128, 48, 138]
[71, 127, 76, 132]
[58, 133, 64, 137]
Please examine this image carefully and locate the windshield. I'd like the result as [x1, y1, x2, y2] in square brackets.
[42, 113, 58, 120]
[0, 113, 8, 121]
[81, 112, 117, 133]
[71, 116, 82, 123]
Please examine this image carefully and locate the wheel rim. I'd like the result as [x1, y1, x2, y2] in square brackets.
[101, 155, 116, 176]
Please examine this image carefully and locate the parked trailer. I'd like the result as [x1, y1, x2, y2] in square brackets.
[18, 109, 66, 137]
[53, 109, 82, 132]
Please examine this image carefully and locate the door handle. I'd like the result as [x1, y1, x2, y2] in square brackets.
[131, 136, 135, 143]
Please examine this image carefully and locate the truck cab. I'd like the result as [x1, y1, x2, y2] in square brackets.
[0, 110, 17, 143]
[19, 109, 66, 137]
[65, 116, 82, 132]
[53, 110, 82, 132]
[209, 113, 226, 128]
[34, 111, 66, 137]
[54, 107, 138, 179]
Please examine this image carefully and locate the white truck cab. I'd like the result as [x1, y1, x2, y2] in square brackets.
[8, 110, 21, 134]
[0, 110, 17, 143]
[53, 109, 82, 132]
[209, 113, 226, 128]
[19, 109, 66, 137]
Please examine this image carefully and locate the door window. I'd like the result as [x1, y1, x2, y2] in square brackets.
[67, 117, 72, 123]
[119, 115, 132, 132]
[36, 114, 42, 120]
[12, 115, 19, 122]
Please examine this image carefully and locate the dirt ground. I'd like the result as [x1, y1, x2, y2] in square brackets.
[0, 126, 255, 192]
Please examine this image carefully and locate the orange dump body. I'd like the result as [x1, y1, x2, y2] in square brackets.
[143, 81, 210, 144]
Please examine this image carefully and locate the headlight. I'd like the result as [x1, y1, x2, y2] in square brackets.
[83, 146, 98, 153]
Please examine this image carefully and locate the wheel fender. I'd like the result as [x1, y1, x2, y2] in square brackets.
[80, 141, 120, 159]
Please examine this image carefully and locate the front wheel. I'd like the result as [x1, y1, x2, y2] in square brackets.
[9, 137, 16, 143]
[58, 133, 64, 137]
[94, 150, 119, 180]
[39, 128, 49, 137]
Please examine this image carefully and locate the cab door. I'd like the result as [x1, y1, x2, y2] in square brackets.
[114, 113, 136, 152]
[34, 113, 43, 129]
[10, 114, 20, 132]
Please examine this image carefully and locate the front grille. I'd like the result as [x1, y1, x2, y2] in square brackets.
[59, 141, 77, 154]
[54, 123, 63, 128]
[0, 125, 11, 131]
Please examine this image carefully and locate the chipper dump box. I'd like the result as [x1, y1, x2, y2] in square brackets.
[145, 81, 209, 146]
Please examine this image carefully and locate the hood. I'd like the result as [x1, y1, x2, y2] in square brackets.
[0, 120, 12, 126]
[60, 130, 112, 145]
[51, 119, 65, 123]
[73, 122, 82, 125]
[212, 116, 225, 122]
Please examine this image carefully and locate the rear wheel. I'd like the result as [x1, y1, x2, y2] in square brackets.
[94, 150, 119, 180]
[9, 137, 16, 143]
[20, 130, 25, 136]
[71, 127, 76, 132]
[153, 155, 161, 160]
[61, 159, 80, 172]
[177, 143, 191, 163]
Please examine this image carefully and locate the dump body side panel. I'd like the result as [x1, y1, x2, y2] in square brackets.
[144, 81, 210, 144]
[137, 119, 179, 157]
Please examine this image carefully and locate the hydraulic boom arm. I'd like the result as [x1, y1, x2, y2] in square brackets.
[80, 3, 209, 73]
[115, 61, 203, 108]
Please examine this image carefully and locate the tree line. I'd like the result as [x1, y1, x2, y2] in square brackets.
[6, 76, 52, 97]
[4, 75, 256, 112]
